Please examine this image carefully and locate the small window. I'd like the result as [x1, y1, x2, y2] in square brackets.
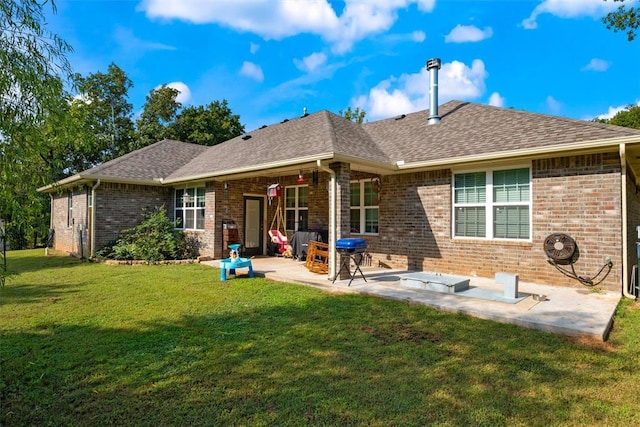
[350, 179, 379, 234]
[285, 185, 308, 232]
[175, 187, 205, 231]
[67, 192, 74, 227]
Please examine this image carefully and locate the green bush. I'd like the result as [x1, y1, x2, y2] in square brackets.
[95, 207, 200, 262]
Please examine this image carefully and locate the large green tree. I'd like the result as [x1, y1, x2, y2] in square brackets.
[71, 63, 136, 166]
[1, 0, 72, 283]
[603, 0, 639, 41]
[135, 85, 182, 149]
[170, 100, 244, 146]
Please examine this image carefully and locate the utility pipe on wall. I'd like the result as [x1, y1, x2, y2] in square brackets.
[619, 144, 635, 299]
[317, 160, 336, 281]
[90, 179, 101, 258]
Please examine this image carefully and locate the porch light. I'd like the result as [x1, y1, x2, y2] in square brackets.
[297, 170, 305, 183]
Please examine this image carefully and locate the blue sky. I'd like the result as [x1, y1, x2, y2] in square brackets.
[47, 0, 640, 132]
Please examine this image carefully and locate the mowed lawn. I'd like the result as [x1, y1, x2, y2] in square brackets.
[1, 250, 640, 426]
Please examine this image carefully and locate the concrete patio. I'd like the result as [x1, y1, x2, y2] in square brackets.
[205, 256, 622, 342]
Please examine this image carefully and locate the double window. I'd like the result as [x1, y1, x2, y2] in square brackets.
[453, 167, 531, 240]
[350, 180, 379, 234]
[285, 185, 308, 232]
[175, 187, 205, 230]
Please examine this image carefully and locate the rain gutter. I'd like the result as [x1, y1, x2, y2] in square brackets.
[395, 136, 640, 172]
[620, 145, 636, 299]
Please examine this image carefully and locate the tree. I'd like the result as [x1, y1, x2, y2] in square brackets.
[0, 0, 72, 283]
[339, 106, 367, 123]
[609, 104, 640, 128]
[603, 0, 639, 41]
[71, 63, 136, 166]
[169, 100, 244, 146]
[135, 85, 182, 149]
[0, 0, 72, 133]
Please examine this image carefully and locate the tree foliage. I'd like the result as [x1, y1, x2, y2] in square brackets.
[594, 104, 640, 129]
[339, 106, 367, 123]
[0, 0, 72, 133]
[71, 63, 136, 166]
[0, 0, 72, 261]
[170, 100, 244, 146]
[136, 85, 182, 149]
[603, 0, 640, 41]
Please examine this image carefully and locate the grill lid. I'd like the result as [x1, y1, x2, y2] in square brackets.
[335, 238, 367, 250]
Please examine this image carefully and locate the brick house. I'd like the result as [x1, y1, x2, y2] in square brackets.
[39, 85, 640, 295]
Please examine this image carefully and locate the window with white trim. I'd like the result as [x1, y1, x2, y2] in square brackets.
[453, 167, 531, 240]
[67, 192, 73, 227]
[350, 180, 379, 234]
[175, 187, 205, 230]
[285, 185, 308, 232]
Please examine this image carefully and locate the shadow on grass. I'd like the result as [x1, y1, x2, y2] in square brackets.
[3, 249, 85, 276]
[0, 289, 627, 426]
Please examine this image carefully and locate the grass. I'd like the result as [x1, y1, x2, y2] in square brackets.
[1, 250, 640, 426]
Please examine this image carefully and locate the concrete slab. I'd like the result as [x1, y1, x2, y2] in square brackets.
[202, 256, 621, 341]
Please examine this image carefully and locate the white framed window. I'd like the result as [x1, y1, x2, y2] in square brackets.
[453, 167, 531, 240]
[285, 185, 308, 232]
[175, 187, 205, 231]
[350, 179, 379, 235]
[67, 192, 73, 227]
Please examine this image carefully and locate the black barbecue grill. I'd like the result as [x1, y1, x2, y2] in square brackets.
[333, 238, 368, 286]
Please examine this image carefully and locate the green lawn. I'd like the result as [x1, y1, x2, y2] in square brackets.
[1, 250, 640, 426]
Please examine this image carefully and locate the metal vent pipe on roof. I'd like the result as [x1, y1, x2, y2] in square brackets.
[426, 58, 441, 125]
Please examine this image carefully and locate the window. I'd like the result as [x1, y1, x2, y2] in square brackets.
[175, 187, 205, 230]
[454, 167, 530, 240]
[350, 179, 379, 234]
[285, 185, 308, 232]
[67, 192, 73, 227]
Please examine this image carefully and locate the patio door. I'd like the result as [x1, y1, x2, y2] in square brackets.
[243, 196, 264, 257]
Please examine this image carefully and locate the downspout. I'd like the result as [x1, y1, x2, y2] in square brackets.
[317, 160, 336, 281]
[90, 179, 101, 258]
[620, 144, 635, 299]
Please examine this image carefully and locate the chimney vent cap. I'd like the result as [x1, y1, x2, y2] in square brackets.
[426, 58, 441, 70]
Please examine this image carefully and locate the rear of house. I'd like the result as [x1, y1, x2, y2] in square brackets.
[41, 99, 640, 296]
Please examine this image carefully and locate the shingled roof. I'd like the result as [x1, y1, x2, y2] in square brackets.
[40, 101, 640, 190]
[365, 101, 640, 165]
[165, 110, 388, 182]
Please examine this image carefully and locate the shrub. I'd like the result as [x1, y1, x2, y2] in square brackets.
[95, 207, 198, 262]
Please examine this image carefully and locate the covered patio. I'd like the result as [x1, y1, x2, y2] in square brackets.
[206, 256, 621, 342]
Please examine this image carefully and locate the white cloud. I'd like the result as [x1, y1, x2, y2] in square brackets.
[294, 52, 327, 73]
[445, 25, 493, 43]
[596, 101, 640, 120]
[356, 59, 489, 120]
[240, 61, 264, 82]
[488, 92, 505, 108]
[139, 0, 436, 53]
[163, 82, 192, 104]
[250, 42, 260, 54]
[113, 26, 175, 51]
[522, 0, 617, 30]
[546, 95, 562, 114]
[412, 30, 426, 42]
[581, 58, 610, 72]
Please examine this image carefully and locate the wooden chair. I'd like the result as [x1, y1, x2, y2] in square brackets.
[305, 240, 329, 274]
